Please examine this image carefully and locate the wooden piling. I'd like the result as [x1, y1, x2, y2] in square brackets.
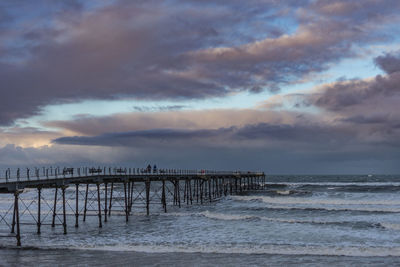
[83, 184, 88, 222]
[129, 181, 134, 213]
[15, 192, 21, 246]
[52, 187, 58, 227]
[162, 180, 167, 213]
[127, 181, 131, 215]
[97, 183, 102, 228]
[200, 180, 203, 204]
[37, 188, 41, 234]
[208, 179, 212, 202]
[104, 183, 108, 223]
[108, 183, 113, 216]
[62, 187, 67, 234]
[189, 179, 193, 205]
[123, 182, 128, 222]
[145, 180, 150, 215]
[177, 180, 181, 208]
[196, 179, 199, 203]
[75, 184, 79, 227]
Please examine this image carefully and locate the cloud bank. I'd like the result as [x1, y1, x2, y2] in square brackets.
[1, 0, 400, 125]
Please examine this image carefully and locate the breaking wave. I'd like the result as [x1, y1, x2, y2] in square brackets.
[231, 195, 400, 206]
[75, 244, 400, 257]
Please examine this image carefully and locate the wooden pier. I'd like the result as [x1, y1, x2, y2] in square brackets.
[0, 167, 265, 246]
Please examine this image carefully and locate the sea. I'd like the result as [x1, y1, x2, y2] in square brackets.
[1, 174, 400, 266]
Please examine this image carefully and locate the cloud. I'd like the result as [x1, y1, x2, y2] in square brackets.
[44, 108, 294, 136]
[1, 0, 400, 125]
[310, 68, 400, 113]
[0, 143, 133, 166]
[340, 115, 390, 124]
[52, 127, 236, 147]
[374, 51, 400, 74]
[2, 141, 399, 173]
[0, 126, 62, 147]
[258, 53, 400, 146]
[51, 121, 362, 151]
[132, 105, 186, 112]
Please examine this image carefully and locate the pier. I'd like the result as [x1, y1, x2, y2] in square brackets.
[0, 167, 265, 246]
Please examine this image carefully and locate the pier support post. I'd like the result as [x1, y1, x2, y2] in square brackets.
[177, 180, 181, 208]
[196, 179, 199, 203]
[11, 196, 16, 234]
[235, 178, 238, 194]
[214, 177, 219, 198]
[162, 180, 167, 213]
[186, 180, 189, 205]
[129, 181, 134, 213]
[208, 179, 212, 202]
[200, 180, 203, 204]
[37, 188, 41, 234]
[184, 180, 187, 205]
[75, 184, 79, 228]
[123, 182, 128, 222]
[189, 179, 193, 205]
[173, 181, 178, 206]
[108, 183, 113, 216]
[127, 181, 131, 215]
[145, 180, 150, 215]
[104, 183, 108, 222]
[52, 187, 58, 227]
[62, 187, 67, 235]
[14, 192, 21, 246]
[83, 184, 88, 222]
[96, 183, 102, 228]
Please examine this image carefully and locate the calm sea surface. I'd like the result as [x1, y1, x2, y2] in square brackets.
[1, 175, 400, 266]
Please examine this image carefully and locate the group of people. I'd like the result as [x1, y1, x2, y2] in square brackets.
[146, 164, 157, 174]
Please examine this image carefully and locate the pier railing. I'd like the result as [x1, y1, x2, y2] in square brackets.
[0, 166, 263, 183]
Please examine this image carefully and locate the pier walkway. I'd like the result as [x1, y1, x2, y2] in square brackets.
[0, 167, 265, 246]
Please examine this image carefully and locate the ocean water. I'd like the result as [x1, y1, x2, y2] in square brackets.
[1, 175, 400, 266]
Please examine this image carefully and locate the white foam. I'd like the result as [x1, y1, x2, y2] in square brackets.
[265, 204, 400, 213]
[265, 182, 400, 187]
[74, 243, 400, 257]
[156, 211, 384, 227]
[381, 223, 400, 231]
[200, 211, 254, 221]
[276, 190, 291, 195]
[232, 195, 400, 206]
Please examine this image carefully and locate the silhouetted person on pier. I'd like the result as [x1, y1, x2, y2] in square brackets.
[153, 165, 157, 173]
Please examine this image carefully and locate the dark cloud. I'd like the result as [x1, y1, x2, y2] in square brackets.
[249, 86, 263, 94]
[46, 119, 400, 174]
[52, 127, 236, 146]
[311, 71, 400, 111]
[257, 53, 400, 148]
[1, 0, 400, 125]
[52, 122, 358, 149]
[374, 52, 400, 74]
[340, 115, 389, 124]
[3, 142, 400, 174]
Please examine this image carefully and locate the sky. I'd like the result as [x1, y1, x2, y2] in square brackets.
[1, 0, 400, 174]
